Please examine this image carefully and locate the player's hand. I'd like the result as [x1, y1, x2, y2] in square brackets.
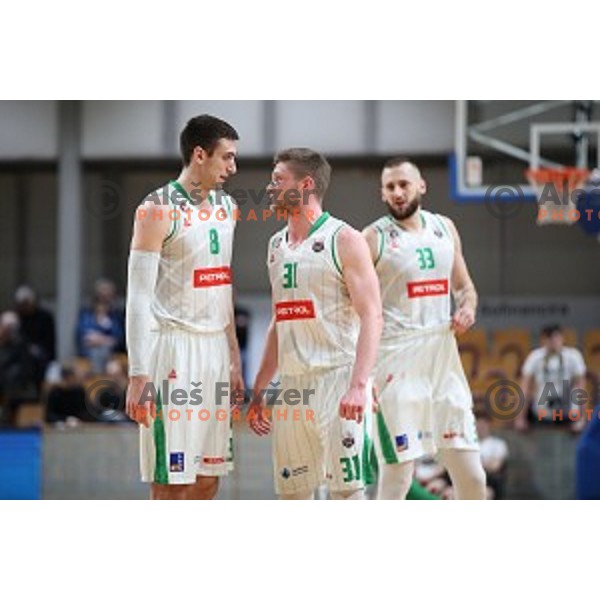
[126, 375, 154, 428]
[248, 389, 272, 436]
[339, 384, 368, 423]
[230, 365, 245, 409]
[451, 306, 475, 335]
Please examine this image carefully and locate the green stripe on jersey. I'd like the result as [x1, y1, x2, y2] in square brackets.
[376, 411, 399, 464]
[433, 213, 450, 237]
[331, 225, 344, 276]
[308, 211, 330, 237]
[374, 225, 385, 266]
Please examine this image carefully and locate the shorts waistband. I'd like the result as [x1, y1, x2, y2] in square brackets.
[381, 322, 452, 344]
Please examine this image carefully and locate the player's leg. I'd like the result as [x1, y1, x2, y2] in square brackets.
[432, 330, 485, 499]
[325, 366, 373, 500]
[377, 461, 416, 500]
[437, 449, 486, 500]
[150, 475, 219, 500]
[373, 338, 432, 499]
[273, 374, 323, 500]
[280, 490, 315, 500]
[330, 489, 367, 500]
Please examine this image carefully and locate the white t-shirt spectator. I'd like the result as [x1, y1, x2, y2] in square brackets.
[522, 347, 586, 420]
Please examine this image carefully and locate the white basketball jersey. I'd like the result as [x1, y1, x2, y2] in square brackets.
[149, 180, 236, 333]
[369, 210, 454, 339]
[268, 212, 359, 376]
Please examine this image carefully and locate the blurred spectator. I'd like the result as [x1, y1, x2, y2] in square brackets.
[476, 412, 509, 499]
[0, 311, 38, 425]
[76, 278, 125, 373]
[45, 365, 90, 424]
[14, 285, 56, 385]
[93, 358, 129, 422]
[415, 457, 451, 498]
[517, 325, 587, 433]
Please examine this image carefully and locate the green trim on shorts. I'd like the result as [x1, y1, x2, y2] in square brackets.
[376, 411, 399, 464]
[361, 420, 376, 486]
[153, 390, 169, 484]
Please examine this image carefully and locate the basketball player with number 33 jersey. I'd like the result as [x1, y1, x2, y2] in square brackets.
[364, 158, 486, 500]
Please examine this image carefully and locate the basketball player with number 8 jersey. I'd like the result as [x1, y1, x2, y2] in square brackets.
[125, 115, 244, 500]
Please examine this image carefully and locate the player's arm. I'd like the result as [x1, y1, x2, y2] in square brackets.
[443, 216, 478, 335]
[361, 225, 380, 264]
[225, 312, 245, 405]
[337, 227, 383, 423]
[249, 315, 278, 435]
[125, 199, 171, 427]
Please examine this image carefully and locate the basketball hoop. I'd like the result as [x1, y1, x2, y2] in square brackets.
[526, 167, 590, 226]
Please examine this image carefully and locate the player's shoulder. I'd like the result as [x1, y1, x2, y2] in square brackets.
[268, 226, 287, 250]
[214, 189, 237, 209]
[423, 210, 454, 232]
[362, 215, 388, 237]
[328, 216, 360, 244]
[135, 183, 173, 221]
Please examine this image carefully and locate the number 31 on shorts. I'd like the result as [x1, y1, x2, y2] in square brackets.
[340, 455, 361, 483]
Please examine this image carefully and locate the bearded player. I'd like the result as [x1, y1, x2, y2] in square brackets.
[364, 157, 486, 500]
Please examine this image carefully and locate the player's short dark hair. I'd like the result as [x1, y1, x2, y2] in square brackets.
[383, 156, 419, 171]
[541, 324, 562, 338]
[180, 115, 239, 165]
[274, 148, 332, 199]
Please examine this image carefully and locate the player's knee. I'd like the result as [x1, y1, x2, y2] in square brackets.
[151, 483, 188, 500]
[330, 488, 366, 500]
[279, 489, 315, 500]
[193, 476, 219, 500]
[455, 465, 487, 500]
[378, 462, 415, 499]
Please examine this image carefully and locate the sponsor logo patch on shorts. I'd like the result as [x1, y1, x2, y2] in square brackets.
[203, 457, 225, 465]
[169, 452, 185, 472]
[395, 434, 409, 452]
[280, 466, 308, 479]
[292, 465, 309, 477]
[443, 431, 466, 440]
[342, 434, 355, 448]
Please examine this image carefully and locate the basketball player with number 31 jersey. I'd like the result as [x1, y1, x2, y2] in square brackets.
[250, 148, 383, 500]
[364, 158, 486, 500]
